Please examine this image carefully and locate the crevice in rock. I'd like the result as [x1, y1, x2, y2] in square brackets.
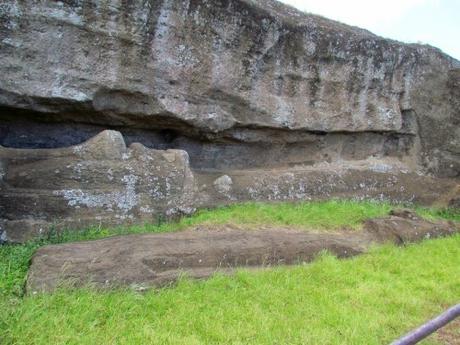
[0, 112, 417, 171]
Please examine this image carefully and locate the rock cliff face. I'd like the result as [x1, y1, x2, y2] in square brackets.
[0, 0, 459, 242]
[0, 131, 197, 242]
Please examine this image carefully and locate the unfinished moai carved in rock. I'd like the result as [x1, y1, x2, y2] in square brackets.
[26, 212, 460, 292]
[0, 131, 197, 242]
[0, 0, 459, 242]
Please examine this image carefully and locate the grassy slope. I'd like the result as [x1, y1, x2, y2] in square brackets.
[0, 201, 459, 344]
[1, 236, 459, 345]
[2, 200, 458, 297]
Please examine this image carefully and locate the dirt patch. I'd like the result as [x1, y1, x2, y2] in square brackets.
[26, 211, 459, 293]
[436, 318, 460, 345]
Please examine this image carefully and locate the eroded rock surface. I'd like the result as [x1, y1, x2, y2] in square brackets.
[1, 0, 460, 174]
[0, 131, 197, 242]
[26, 212, 459, 292]
[0, 0, 459, 241]
[1, 129, 458, 243]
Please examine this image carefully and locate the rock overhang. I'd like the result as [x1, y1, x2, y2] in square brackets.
[0, 0, 459, 242]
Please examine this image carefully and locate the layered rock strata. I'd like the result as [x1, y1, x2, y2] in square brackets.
[0, 0, 459, 241]
[1, 130, 458, 242]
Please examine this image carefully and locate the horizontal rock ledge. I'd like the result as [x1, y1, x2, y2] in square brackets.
[26, 212, 459, 293]
[1, 130, 459, 243]
[1, 0, 459, 178]
[1, 0, 459, 243]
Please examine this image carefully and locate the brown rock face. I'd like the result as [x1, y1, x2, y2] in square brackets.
[0, 130, 197, 242]
[0, 0, 459, 241]
[26, 214, 459, 292]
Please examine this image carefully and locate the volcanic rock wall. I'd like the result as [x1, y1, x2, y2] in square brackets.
[0, 0, 459, 242]
[0, 130, 197, 242]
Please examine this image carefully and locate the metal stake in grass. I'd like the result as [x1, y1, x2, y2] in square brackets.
[390, 303, 460, 345]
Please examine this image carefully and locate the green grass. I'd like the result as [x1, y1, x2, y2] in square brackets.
[1, 200, 458, 298]
[0, 200, 459, 344]
[36, 199, 460, 244]
[1, 235, 458, 345]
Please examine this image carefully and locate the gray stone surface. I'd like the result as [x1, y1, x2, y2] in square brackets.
[0, 131, 197, 242]
[1, 0, 459, 175]
[0, 0, 459, 242]
[1, 130, 458, 242]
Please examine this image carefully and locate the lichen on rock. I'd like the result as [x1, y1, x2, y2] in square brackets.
[0, 0, 459, 242]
